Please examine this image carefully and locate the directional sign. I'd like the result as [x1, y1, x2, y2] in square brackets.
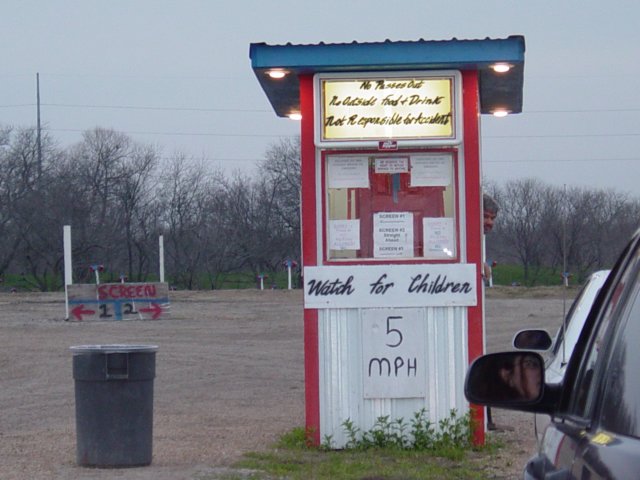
[67, 282, 170, 321]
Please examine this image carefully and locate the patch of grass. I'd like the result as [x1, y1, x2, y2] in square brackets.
[210, 410, 506, 480]
[491, 262, 602, 287]
[275, 426, 315, 450]
[492, 263, 563, 287]
[233, 448, 489, 480]
[336, 409, 474, 454]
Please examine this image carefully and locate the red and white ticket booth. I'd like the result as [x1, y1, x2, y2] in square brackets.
[250, 36, 525, 445]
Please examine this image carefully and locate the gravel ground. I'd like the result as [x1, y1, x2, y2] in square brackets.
[0, 287, 572, 479]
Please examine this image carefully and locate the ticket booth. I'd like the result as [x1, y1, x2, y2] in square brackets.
[250, 36, 525, 446]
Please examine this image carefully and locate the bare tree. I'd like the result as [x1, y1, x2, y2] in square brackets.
[493, 178, 550, 284]
[2, 127, 66, 290]
[157, 155, 222, 289]
[0, 126, 22, 277]
[216, 168, 299, 281]
[259, 137, 301, 241]
[491, 180, 640, 285]
[111, 143, 158, 280]
[589, 189, 640, 267]
[543, 186, 593, 281]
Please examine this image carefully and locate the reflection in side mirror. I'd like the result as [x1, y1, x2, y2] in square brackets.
[513, 329, 552, 351]
[465, 352, 544, 406]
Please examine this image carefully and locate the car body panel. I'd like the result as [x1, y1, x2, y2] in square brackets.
[528, 425, 640, 479]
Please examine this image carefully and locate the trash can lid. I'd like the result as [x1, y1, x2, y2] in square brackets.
[70, 344, 158, 354]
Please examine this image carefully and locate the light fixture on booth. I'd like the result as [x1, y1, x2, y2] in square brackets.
[492, 109, 510, 118]
[288, 112, 302, 121]
[491, 63, 511, 73]
[267, 69, 287, 79]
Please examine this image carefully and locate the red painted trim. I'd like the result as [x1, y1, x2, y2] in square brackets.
[300, 74, 317, 268]
[462, 69, 485, 445]
[304, 309, 320, 445]
[471, 402, 485, 445]
[299, 74, 321, 445]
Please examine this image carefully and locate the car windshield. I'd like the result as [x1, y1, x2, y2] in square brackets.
[551, 271, 609, 359]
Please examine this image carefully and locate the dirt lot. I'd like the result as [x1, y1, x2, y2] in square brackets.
[0, 287, 573, 479]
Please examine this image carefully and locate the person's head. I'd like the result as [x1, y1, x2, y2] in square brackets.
[483, 193, 500, 234]
[498, 354, 542, 401]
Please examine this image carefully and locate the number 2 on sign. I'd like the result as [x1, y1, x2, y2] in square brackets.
[123, 303, 138, 315]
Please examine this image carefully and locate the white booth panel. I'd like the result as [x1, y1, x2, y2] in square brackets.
[318, 306, 468, 448]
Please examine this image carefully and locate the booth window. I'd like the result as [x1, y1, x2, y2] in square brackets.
[325, 151, 457, 262]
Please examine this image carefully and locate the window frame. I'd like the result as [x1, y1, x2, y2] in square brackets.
[321, 148, 461, 265]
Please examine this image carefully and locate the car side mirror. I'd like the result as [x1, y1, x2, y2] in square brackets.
[513, 329, 552, 351]
[465, 352, 545, 406]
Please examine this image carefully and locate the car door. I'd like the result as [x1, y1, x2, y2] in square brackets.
[526, 234, 640, 479]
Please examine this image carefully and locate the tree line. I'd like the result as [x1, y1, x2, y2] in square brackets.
[485, 178, 640, 284]
[0, 126, 300, 291]
[1, 124, 637, 291]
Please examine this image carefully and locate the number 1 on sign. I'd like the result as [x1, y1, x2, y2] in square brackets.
[99, 304, 112, 318]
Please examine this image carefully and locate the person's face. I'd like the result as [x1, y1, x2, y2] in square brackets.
[484, 210, 497, 234]
[498, 355, 541, 400]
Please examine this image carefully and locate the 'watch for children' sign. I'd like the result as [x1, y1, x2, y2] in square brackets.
[316, 71, 461, 146]
[304, 264, 476, 309]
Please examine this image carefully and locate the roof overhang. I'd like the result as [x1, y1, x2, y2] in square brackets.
[250, 36, 525, 117]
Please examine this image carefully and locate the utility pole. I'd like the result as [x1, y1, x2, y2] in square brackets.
[36, 72, 42, 177]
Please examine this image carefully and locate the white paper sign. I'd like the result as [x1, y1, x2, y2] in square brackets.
[374, 157, 408, 174]
[374, 212, 414, 258]
[327, 156, 370, 189]
[362, 308, 426, 398]
[423, 217, 455, 259]
[329, 219, 360, 250]
[304, 264, 477, 308]
[410, 155, 452, 187]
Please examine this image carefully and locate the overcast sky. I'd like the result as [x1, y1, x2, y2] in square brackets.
[2, 1, 638, 196]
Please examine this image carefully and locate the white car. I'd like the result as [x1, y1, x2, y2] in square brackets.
[513, 269, 610, 382]
[542, 269, 610, 383]
[512, 269, 610, 442]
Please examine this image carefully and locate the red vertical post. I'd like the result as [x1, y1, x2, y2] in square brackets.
[299, 74, 321, 445]
[462, 70, 485, 445]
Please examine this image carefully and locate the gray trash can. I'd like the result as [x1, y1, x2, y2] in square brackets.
[71, 344, 158, 467]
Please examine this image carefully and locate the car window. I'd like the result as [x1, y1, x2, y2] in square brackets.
[568, 244, 640, 419]
[599, 268, 640, 437]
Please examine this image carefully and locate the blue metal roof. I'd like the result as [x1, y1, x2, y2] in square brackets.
[250, 36, 525, 117]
